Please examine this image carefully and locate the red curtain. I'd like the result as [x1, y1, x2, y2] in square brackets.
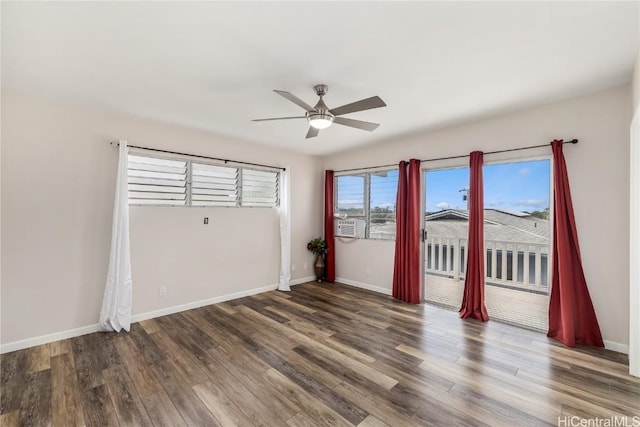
[392, 159, 421, 304]
[459, 151, 489, 321]
[324, 170, 336, 283]
[548, 140, 603, 347]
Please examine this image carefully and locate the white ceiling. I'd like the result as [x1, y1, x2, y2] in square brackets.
[2, 1, 639, 156]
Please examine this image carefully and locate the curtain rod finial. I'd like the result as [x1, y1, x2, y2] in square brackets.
[569, 139, 578, 144]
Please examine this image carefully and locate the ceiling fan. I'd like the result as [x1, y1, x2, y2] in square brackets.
[252, 84, 387, 139]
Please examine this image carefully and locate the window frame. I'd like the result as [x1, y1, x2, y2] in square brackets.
[334, 168, 398, 240]
[127, 151, 279, 208]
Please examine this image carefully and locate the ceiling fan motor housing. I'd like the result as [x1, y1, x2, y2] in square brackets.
[313, 84, 329, 97]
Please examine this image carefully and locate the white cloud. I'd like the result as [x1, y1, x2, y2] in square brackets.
[518, 167, 532, 177]
[436, 202, 450, 210]
[515, 199, 547, 209]
[486, 199, 504, 207]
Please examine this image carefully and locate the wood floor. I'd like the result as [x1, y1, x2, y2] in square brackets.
[1, 282, 639, 426]
[425, 274, 549, 332]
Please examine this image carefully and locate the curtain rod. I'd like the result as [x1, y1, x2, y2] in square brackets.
[109, 141, 286, 171]
[334, 138, 578, 173]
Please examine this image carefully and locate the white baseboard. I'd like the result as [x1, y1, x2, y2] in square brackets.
[0, 323, 101, 354]
[291, 276, 316, 286]
[604, 340, 629, 354]
[336, 277, 392, 296]
[130, 284, 278, 324]
[0, 282, 284, 354]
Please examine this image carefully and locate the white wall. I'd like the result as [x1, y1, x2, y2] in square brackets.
[1, 93, 322, 350]
[324, 85, 632, 351]
[629, 50, 640, 376]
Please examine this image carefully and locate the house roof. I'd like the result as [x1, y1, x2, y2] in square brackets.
[425, 209, 549, 245]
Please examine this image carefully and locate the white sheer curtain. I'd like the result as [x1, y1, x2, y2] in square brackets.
[278, 167, 292, 291]
[99, 140, 133, 332]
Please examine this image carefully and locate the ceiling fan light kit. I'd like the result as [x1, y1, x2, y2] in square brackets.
[307, 113, 334, 129]
[252, 84, 386, 139]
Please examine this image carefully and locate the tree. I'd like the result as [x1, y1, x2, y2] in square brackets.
[529, 208, 549, 220]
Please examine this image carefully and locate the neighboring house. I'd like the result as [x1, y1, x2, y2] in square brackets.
[425, 209, 550, 292]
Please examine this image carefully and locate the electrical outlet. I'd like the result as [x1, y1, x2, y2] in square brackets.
[204, 217, 209, 225]
[159, 286, 167, 297]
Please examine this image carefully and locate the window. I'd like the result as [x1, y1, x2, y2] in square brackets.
[191, 163, 238, 207]
[335, 169, 398, 240]
[127, 153, 279, 208]
[241, 169, 279, 207]
[127, 155, 187, 206]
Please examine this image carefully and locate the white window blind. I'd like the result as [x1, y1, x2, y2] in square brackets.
[241, 169, 279, 207]
[127, 153, 279, 208]
[127, 155, 187, 205]
[192, 163, 239, 207]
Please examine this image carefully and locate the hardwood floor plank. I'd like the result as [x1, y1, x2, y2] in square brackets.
[150, 358, 221, 426]
[127, 323, 166, 365]
[50, 339, 72, 357]
[192, 381, 257, 426]
[25, 343, 50, 373]
[150, 330, 209, 387]
[408, 345, 560, 424]
[80, 384, 119, 427]
[138, 318, 161, 334]
[112, 335, 163, 397]
[102, 365, 153, 426]
[293, 344, 398, 391]
[87, 333, 122, 370]
[0, 411, 21, 427]
[154, 314, 218, 366]
[201, 353, 290, 426]
[71, 335, 106, 391]
[140, 391, 187, 427]
[357, 414, 390, 427]
[51, 352, 85, 427]
[332, 380, 422, 427]
[262, 368, 352, 427]
[18, 370, 51, 427]
[265, 291, 318, 314]
[245, 339, 369, 425]
[1, 350, 28, 414]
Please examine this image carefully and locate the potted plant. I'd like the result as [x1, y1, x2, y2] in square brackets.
[307, 237, 328, 282]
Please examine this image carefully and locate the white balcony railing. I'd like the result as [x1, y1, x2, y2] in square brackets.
[425, 236, 549, 292]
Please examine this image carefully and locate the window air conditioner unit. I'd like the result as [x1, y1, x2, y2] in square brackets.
[336, 219, 366, 238]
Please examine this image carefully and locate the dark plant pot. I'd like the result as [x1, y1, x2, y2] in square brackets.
[314, 255, 325, 282]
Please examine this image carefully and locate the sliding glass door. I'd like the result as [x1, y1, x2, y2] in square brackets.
[482, 159, 551, 331]
[423, 167, 470, 309]
[423, 158, 551, 332]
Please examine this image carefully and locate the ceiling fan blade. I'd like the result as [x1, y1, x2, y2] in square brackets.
[306, 127, 319, 139]
[330, 96, 386, 116]
[274, 90, 316, 112]
[333, 117, 380, 132]
[252, 116, 306, 122]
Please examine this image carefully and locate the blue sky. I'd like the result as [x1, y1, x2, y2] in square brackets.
[425, 160, 550, 212]
[337, 159, 550, 213]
